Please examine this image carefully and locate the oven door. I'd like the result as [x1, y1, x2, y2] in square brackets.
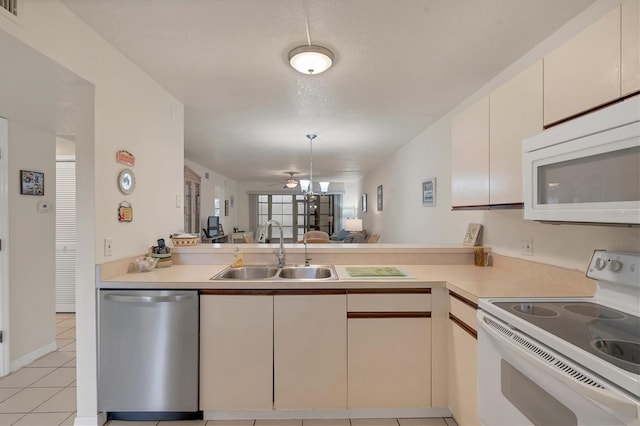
[477, 311, 639, 426]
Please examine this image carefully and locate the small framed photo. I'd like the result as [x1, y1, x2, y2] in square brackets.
[361, 193, 367, 213]
[377, 185, 383, 211]
[20, 170, 44, 196]
[422, 177, 436, 207]
[463, 223, 483, 247]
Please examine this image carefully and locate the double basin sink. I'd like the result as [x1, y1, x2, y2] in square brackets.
[212, 264, 337, 281]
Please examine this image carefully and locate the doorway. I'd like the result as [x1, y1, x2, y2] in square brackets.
[56, 138, 76, 312]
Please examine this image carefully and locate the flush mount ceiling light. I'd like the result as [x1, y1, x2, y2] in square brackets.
[288, 13, 334, 75]
[288, 45, 334, 75]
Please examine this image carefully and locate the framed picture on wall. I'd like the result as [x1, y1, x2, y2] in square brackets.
[422, 177, 436, 207]
[224, 199, 229, 216]
[361, 193, 367, 213]
[20, 170, 44, 195]
[377, 185, 383, 211]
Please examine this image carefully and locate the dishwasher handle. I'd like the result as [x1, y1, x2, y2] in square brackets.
[104, 294, 193, 304]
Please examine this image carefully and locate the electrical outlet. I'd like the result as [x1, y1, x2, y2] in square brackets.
[104, 238, 113, 257]
[521, 238, 533, 256]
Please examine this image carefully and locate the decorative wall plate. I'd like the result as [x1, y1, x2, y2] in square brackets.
[117, 168, 136, 195]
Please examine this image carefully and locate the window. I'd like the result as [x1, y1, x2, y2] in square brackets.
[254, 194, 336, 242]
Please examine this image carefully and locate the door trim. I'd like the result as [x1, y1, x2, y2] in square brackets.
[0, 117, 10, 376]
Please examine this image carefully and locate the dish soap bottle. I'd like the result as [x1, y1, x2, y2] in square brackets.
[231, 246, 244, 268]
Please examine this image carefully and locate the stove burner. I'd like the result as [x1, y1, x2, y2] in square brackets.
[592, 339, 640, 366]
[511, 303, 559, 317]
[564, 303, 626, 320]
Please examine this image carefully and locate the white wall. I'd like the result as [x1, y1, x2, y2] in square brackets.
[8, 122, 56, 365]
[363, 0, 639, 270]
[184, 159, 239, 232]
[1, 2, 185, 424]
[0, 0, 185, 262]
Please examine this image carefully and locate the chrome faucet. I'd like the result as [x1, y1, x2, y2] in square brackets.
[260, 219, 286, 267]
[303, 238, 311, 266]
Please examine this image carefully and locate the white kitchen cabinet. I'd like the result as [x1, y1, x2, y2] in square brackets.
[543, 6, 621, 126]
[452, 61, 542, 207]
[200, 292, 273, 410]
[622, 0, 640, 96]
[274, 292, 347, 410]
[347, 290, 431, 408]
[448, 292, 479, 426]
[489, 61, 543, 205]
[451, 96, 490, 207]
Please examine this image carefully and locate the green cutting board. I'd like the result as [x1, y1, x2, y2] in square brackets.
[345, 266, 407, 277]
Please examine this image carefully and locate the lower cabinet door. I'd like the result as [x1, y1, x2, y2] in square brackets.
[449, 318, 479, 425]
[200, 294, 274, 410]
[274, 294, 347, 409]
[348, 317, 431, 408]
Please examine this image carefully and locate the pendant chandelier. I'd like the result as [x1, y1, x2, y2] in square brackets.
[300, 134, 329, 197]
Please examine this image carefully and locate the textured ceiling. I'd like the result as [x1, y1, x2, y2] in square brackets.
[61, 0, 596, 186]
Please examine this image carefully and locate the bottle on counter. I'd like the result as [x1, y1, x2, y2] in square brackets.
[231, 246, 244, 268]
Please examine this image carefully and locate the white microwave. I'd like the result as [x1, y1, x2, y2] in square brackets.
[523, 96, 640, 225]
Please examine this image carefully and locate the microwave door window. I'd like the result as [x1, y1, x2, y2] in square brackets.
[537, 146, 640, 205]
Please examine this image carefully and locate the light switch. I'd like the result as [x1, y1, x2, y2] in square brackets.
[104, 238, 113, 257]
[176, 194, 182, 208]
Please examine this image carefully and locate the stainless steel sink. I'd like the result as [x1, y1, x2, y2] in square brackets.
[211, 265, 336, 281]
[214, 265, 279, 280]
[278, 266, 335, 280]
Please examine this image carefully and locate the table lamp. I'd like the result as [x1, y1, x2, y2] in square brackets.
[345, 218, 363, 235]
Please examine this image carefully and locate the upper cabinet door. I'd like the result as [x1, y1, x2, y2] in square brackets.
[544, 6, 621, 126]
[489, 61, 543, 205]
[622, 0, 640, 96]
[451, 96, 490, 207]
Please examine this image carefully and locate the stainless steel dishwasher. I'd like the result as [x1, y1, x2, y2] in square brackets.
[98, 290, 200, 421]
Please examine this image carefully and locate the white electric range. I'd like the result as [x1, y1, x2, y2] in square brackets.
[478, 250, 639, 425]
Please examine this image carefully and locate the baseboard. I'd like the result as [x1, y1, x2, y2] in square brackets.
[204, 407, 452, 420]
[74, 412, 107, 426]
[10, 340, 57, 372]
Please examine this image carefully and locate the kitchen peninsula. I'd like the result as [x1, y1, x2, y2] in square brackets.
[97, 244, 595, 423]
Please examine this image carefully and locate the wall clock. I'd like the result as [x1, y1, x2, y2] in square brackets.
[117, 168, 136, 195]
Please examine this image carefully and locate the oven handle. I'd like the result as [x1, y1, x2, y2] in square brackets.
[479, 312, 639, 421]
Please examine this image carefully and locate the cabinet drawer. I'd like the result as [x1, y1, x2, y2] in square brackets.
[348, 290, 431, 312]
[449, 292, 477, 331]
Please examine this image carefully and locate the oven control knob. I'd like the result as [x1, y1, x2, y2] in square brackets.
[594, 257, 607, 270]
[609, 260, 623, 272]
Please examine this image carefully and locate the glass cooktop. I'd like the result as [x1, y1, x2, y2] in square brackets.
[494, 301, 640, 375]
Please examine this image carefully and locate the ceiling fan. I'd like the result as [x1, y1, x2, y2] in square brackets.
[269, 172, 300, 189]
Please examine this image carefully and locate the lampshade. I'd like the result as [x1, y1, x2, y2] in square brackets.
[289, 45, 334, 75]
[345, 218, 363, 232]
[300, 179, 310, 192]
[319, 181, 330, 193]
[285, 180, 298, 189]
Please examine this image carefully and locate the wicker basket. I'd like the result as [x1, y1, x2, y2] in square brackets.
[170, 235, 200, 246]
[150, 247, 172, 268]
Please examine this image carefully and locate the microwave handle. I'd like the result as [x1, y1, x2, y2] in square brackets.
[479, 313, 639, 421]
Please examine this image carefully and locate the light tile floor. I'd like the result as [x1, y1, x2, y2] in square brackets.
[0, 313, 76, 426]
[108, 419, 457, 426]
[0, 314, 458, 426]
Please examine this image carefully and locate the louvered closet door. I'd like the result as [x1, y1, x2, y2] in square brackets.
[56, 161, 76, 312]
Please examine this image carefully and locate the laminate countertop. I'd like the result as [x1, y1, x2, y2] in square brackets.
[98, 262, 596, 303]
